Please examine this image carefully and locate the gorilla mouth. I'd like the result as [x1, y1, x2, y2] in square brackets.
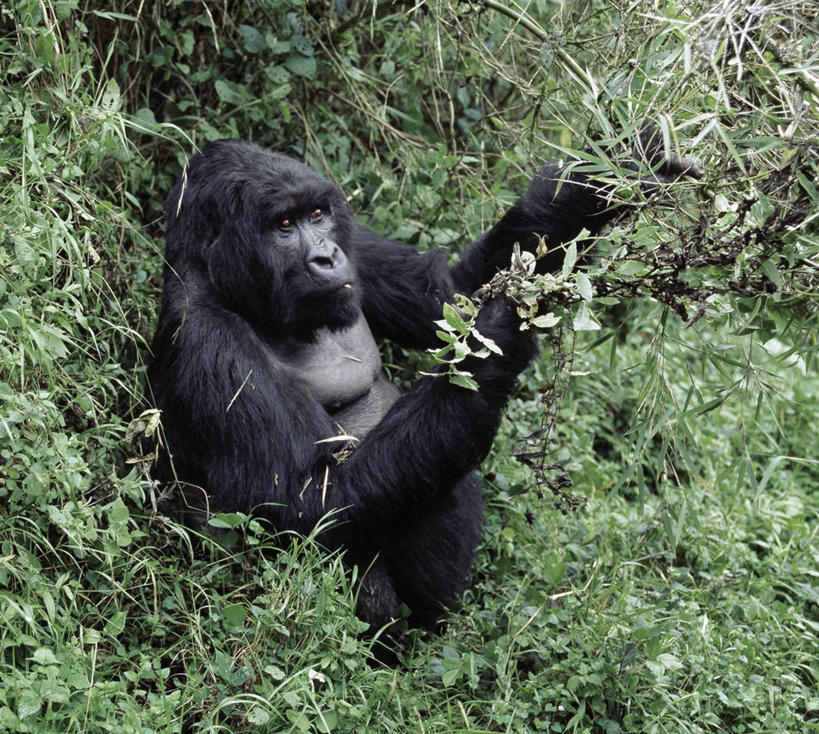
[303, 279, 358, 306]
[326, 280, 355, 294]
[304, 273, 355, 294]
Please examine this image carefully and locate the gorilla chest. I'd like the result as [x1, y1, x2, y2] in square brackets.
[265, 315, 399, 436]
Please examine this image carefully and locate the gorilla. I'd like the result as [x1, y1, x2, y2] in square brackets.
[148, 137, 696, 632]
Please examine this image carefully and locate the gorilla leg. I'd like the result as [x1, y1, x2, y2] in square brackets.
[355, 555, 401, 630]
[382, 474, 484, 626]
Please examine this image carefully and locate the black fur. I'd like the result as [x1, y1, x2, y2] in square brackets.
[148, 139, 619, 631]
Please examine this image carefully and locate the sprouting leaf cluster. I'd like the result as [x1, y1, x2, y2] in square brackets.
[426, 298, 502, 391]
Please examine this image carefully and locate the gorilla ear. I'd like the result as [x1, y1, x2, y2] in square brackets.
[165, 177, 226, 262]
[198, 200, 224, 248]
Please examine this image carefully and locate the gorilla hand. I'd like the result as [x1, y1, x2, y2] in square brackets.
[627, 125, 705, 184]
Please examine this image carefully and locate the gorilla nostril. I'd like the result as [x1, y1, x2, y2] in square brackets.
[309, 243, 342, 271]
[310, 254, 335, 269]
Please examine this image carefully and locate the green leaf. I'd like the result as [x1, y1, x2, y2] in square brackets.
[760, 259, 782, 290]
[247, 707, 270, 725]
[284, 55, 316, 78]
[34, 32, 55, 65]
[134, 107, 157, 126]
[39, 681, 70, 704]
[27, 323, 70, 365]
[180, 30, 194, 56]
[292, 35, 314, 56]
[90, 10, 137, 20]
[223, 603, 247, 627]
[264, 665, 286, 680]
[657, 653, 684, 670]
[108, 498, 129, 527]
[104, 611, 127, 637]
[238, 25, 266, 54]
[442, 302, 471, 335]
[450, 373, 479, 391]
[749, 192, 775, 225]
[530, 312, 561, 329]
[615, 260, 648, 277]
[316, 711, 338, 733]
[575, 272, 593, 301]
[573, 302, 601, 331]
[267, 37, 290, 54]
[214, 80, 244, 105]
[31, 648, 59, 666]
[283, 691, 301, 707]
[101, 79, 121, 111]
[18, 690, 41, 720]
[561, 240, 578, 277]
[441, 667, 461, 686]
[473, 329, 502, 354]
[208, 512, 245, 529]
[452, 341, 471, 359]
[269, 82, 292, 100]
[286, 710, 311, 732]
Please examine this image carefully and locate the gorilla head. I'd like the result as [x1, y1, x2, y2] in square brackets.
[164, 139, 359, 338]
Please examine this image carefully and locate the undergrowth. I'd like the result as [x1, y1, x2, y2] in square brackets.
[0, 1, 817, 731]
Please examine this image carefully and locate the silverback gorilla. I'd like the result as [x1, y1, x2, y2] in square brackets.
[148, 137, 696, 632]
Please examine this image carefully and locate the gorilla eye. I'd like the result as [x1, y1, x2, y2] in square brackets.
[310, 208, 323, 221]
[279, 217, 293, 230]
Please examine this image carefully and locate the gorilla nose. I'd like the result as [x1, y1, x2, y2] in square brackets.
[308, 244, 341, 270]
[306, 241, 353, 284]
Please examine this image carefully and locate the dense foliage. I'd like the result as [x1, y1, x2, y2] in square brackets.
[1, 1, 816, 731]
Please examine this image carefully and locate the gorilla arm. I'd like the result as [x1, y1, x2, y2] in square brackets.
[452, 141, 703, 292]
[353, 166, 615, 347]
[150, 294, 532, 551]
[356, 138, 703, 339]
[451, 163, 616, 291]
[353, 223, 456, 348]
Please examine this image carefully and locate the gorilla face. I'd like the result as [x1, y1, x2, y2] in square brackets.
[264, 201, 359, 336]
[164, 140, 360, 338]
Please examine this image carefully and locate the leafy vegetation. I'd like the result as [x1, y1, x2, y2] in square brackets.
[1, 0, 817, 731]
